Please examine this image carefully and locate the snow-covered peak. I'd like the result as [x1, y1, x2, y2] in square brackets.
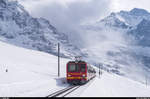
[130, 8, 149, 16]
[95, 8, 150, 28]
[118, 8, 150, 26]
[0, 0, 19, 9]
[97, 12, 129, 29]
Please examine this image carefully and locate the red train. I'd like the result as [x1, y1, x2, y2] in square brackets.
[66, 60, 96, 85]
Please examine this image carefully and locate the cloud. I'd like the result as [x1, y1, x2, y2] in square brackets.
[19, 0, 111, 46]
[111, 0, 150, 12]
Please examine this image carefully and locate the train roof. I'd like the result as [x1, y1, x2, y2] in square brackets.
[67, 60, 87, 63]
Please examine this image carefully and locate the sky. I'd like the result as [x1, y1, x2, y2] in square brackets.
[112, 0, 150, 12]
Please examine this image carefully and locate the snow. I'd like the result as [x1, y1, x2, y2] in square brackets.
[0, 41, 150, 97]
[0, 41, 69, 97]
[116, 15, 125, 23]
[118, 9, 150, 26]
[0, 0, 149, 97]
[80, 71, 150, 97]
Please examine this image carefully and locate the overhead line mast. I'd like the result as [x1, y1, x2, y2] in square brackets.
[58, 43, 60, 77]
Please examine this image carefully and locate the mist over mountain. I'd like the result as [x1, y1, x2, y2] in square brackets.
[82, 8, 150, 84]
[0, 0, 83, 58]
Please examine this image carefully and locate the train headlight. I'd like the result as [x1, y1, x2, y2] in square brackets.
[68, 74, 71, 77]
[82, 74, 86, 77]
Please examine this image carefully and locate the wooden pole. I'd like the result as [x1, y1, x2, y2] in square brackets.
[146, 74, 147, 87]
[99, 64, 100, 78]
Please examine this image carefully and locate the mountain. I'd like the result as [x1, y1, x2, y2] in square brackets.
[129, 19, 150, 46]
[99, 12, 130, 29]
[93, 8, 150, 47]
[82, 8, 150, 83]
[94, 8, 150, 29]
[0, 0, 82, 58]
[119, 8, 150, 26]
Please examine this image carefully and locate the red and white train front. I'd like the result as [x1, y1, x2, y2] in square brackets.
[66, 61, 96, 85]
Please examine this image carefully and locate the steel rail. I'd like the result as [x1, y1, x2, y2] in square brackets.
[47, 85, 79, 97]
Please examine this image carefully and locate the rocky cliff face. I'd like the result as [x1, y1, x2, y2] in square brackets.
[0, 0, 82, 57]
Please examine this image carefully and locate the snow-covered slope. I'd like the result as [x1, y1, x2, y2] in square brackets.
[80, 71, 150, 97]
[129, 19, 150, 47]
[0, 40, 70, 97]
[0, 40, 150, 97]
[0, 0, 82, 57]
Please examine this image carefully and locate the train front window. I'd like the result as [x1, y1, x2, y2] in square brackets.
[68, 63, 80, 72]
[68, 64, 76, 72]
[80, 64, 86, 72]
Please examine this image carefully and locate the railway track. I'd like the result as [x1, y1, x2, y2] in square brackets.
[46, 85, 80, 97]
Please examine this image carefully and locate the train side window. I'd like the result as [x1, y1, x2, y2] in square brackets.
[80, 64, 86, 72]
